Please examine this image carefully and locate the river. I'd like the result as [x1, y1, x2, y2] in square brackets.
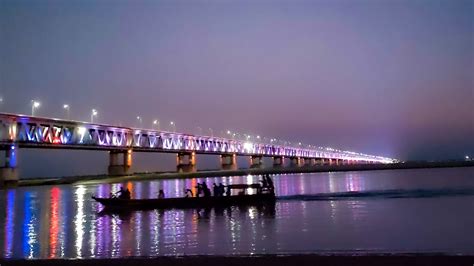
[1, 167, 473, 259]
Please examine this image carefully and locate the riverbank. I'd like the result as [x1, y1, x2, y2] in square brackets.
[6, 160, 472, 188]
[1, 254, 472, 266]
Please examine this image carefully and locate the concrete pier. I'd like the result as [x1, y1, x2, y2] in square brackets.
[0, 145, 19, 185]
[250, 155, 263, 168]
[289, 157, 303, 167]
[314, 158, 324, 166]
[273, 156, 285, 168]
[177, 152, 196, 172]
[108, 150, 132, 175]
[220, 154, 237, 170]
[303, 158, 314, 167]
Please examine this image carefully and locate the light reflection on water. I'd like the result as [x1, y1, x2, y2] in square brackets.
[0, 167, 474, 259]
[4, 190, 15, 257]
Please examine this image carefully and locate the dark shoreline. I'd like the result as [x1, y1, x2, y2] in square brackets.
[1, 254, 473, 266]
[7, 160, 474, 188]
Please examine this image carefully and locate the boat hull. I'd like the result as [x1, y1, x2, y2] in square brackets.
[92, 193, 276, 211]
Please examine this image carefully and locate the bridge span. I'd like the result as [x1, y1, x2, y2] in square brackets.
[0, 113, 395, 183]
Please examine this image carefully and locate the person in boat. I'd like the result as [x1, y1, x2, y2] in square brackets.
[264, 174, 275, 194]
[266, 174, 274, 189]
[184, 188, 193, 198]
[202, 182, 211, 197]
[195, 183, 202, 197]
[218, 183, 225, 196]
[225, 185, 231, 196]
[260, 175, 268, 188]
[124, 188, 131, 199]
[116, 186, 131, 199]
[213, 183, 219, 197]
[158, 189, 165, 199]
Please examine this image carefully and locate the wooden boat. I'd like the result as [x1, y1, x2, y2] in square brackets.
[92, 184, 276, 211]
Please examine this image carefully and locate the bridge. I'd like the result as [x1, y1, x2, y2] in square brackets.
[0, 113, 395, 183]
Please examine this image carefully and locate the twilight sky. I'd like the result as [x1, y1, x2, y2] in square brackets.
[0, 0, 473, 176]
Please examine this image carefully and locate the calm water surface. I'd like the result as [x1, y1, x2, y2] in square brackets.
[1, 167, 473, 258]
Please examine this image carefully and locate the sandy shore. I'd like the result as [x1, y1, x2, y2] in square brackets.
[1, 254, 473, 266]
[5, 160, 474, 188]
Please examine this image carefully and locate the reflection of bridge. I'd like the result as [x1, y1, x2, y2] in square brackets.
[0, 113, 394, 183]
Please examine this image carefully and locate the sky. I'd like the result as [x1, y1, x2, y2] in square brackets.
[0, 0, 473, 177]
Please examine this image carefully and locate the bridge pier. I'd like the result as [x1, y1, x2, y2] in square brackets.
[0, 145, 19, 186]
[303, 158, 314, 167]
[273, 156, 285, 168]
[108, 150, 132, 176]
[250, 155, 263, 168]
[220, 154, 237, 170]
[314, 158, 323, 166]
[177, 152, 196, 173]
[289, 157, 303, 167]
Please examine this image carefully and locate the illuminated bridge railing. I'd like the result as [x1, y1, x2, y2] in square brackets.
[0, 113, 393, 163]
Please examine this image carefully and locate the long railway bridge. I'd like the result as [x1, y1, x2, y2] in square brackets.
[0, 113, 395, 183]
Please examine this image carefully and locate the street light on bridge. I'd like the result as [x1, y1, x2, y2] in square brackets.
[208, 128, 214, 137]
[153, 119, 160, 130]
[63, 104, 70, 119]
[226, 130, 237, 140]
[31, 100, 40, 116]
[136, 116, 142, 127]
[91, 109, 98, 123]
[170, 121, 176, 132]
